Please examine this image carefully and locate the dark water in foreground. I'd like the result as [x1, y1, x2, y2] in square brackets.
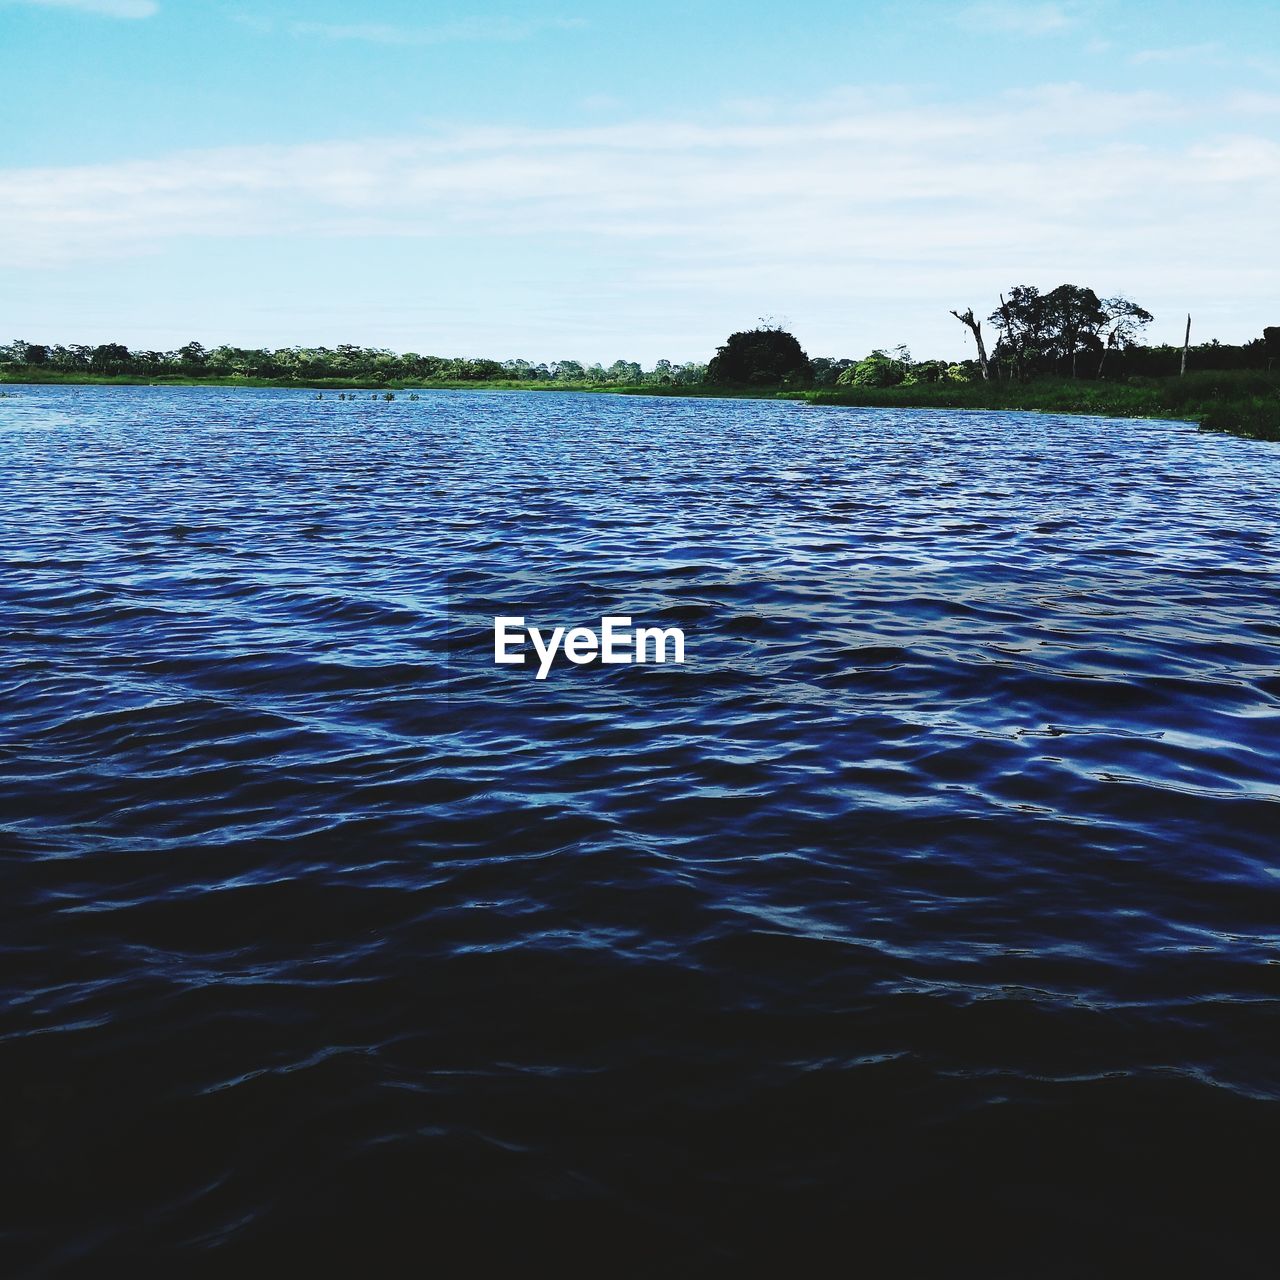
[2, 386, 1279, 1274]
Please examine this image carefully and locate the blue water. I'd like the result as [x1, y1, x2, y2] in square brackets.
[2, 386, 1279, 1273]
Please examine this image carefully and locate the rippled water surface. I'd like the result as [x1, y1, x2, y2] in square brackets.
[3, 386, 1279, 1273]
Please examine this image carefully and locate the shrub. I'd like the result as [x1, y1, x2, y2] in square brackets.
[838, 351, 905, 388]
[706, 326, 812, 386]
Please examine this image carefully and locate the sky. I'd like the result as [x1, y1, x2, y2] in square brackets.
[2, 0, 1278, 364]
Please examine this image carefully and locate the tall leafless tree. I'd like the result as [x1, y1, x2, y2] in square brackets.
[949, 308, 990, 380]
[1096, 297, 1154, 378]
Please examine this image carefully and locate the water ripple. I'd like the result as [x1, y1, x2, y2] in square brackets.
[2, 387, 1279, 1272]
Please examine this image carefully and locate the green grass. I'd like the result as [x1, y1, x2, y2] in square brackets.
[4, 368, 1277, 439]
[0, 370, 604, 391]
[0, 369, 709, 394]
[801, 371, 1280, 440]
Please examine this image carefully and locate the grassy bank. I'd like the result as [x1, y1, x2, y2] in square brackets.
[4, 368, 1277, 439]
[0, 369, 782, 399]
[0, 369, 631, 393]
[802, 371, 1280, 441]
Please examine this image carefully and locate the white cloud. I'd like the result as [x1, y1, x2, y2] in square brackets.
[282, 16, 584, 46]
[1130, 43, 1221, 65]
[2, 85, 1275, 356]
[1228, 92, 1280, 115]
[8, 0, 157, 16]
[0, 90, 1224, 269]
[956, 2, 1075, 36]
[1187, 136, 1280, 182]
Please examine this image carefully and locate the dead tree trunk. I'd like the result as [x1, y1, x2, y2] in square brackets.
[949, 308, 990, 380]
[1180, 314, 1191, 376]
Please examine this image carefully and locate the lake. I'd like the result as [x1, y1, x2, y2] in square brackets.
[2, 385, 1278, 1273]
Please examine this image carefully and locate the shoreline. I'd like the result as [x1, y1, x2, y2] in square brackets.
[3, 370, 1276, 440]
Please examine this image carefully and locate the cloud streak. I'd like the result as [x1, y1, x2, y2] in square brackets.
[0, 86, 1206, 259]
[8, 0, 157, 17]
[956, 2, 1076, 37]
[3, 86, 1275, 355]
[1130, 43, 1221, 65]
[262, 15, 586, 47]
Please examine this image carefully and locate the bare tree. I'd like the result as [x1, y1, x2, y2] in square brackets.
[1096, 297, 1154, 378]
[1181, 314, 1191, 376]
[949, 307, 990, 379]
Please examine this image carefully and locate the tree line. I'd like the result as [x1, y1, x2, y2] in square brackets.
[2, 284, 1276, 389]
[0, 340, 708, 387]
[708, 291, 1276, 389]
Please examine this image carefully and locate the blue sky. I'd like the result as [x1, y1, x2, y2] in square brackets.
[2, 0, 1277, 362]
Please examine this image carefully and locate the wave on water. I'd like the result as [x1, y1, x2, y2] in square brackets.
[2, 386, 1279, 1273]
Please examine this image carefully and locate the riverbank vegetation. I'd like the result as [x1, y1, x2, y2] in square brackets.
[709, 290, 1278, 439]
[0, 341, 708, 390]
[803, 370, 1280, 441]
[3, 284, 1276, 438]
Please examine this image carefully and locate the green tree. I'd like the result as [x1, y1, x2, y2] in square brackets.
[1, 339, 37, 365]
[904, 359, 948, 384]
[838, 349, 908, 388]
[989, 286, 1049, 379]
[607, 359, 642, 383]
[990, 284, 1150, 379]
[176, 341, 208, 370]
[811, 357, 855, 387]
[706, 325, 811, 386]
[89, 343, 132, 375]
[1043, 284, 1107, 376]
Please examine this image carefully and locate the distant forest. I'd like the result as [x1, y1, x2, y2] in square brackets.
[0, 341, 708, 388]
[3, 283, 1276, 389]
